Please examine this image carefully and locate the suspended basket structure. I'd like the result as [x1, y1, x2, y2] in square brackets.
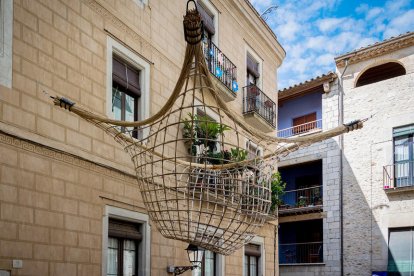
[50, 1, 364, 255]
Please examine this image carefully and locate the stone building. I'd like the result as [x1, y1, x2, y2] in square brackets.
[0, 0, 285, 275]
[276, 32, 414, 275]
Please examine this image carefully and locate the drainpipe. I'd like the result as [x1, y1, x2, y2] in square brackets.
[339, 58, 349, 276]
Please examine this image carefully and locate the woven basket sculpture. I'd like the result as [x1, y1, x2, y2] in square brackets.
[51, 1, 364, 255]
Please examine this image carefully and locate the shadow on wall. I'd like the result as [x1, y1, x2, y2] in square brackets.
[342, 152, 388, 275]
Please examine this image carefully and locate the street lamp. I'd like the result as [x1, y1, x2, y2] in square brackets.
[167, 244, 205, 275]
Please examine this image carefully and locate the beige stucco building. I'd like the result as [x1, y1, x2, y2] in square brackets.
[0, 0, 285, 275]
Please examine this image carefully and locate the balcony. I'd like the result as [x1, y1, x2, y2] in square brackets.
[279, 242, 323, 264]
[278, 186, 323, 216]
[277, 119, 322, 138]
[202, 40, 237, 101]
[242, 84, 276, 132]
[383, 160, 414, 191]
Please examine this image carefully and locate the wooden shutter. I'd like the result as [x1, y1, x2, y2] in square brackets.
[245, 243, 261, 257]
[197, 3, 215, 35]
[246, 54, 260, 78]
[108, 219, 142, 241]
[112, 56, 141, 97]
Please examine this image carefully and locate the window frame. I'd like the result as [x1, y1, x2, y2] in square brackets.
[102, 206, 151, 276]
[243, 236, 265, 276]
[245, 46, 263, 89]
[197, 0, 219, 46]
[0, 0, 13, 88]
[106, 37, 150, 138]
[387, 227, 414, 275]
[392, 124, 414, 187]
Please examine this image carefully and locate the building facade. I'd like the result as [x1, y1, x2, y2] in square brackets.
[0, 0, 285, 275]
[277, 32, 414, 275]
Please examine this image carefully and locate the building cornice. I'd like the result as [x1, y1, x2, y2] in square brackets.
[335, 31, 414, 68]
[278, 72, 337, 102]
[228, 0, 286, 64]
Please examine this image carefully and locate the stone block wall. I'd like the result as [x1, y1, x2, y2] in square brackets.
[341, 46, 414, 275]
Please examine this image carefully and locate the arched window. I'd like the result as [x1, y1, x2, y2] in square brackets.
[356, 62, 406, 87]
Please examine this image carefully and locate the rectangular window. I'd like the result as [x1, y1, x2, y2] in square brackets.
[112, 56, 141, 138]
[194, 250, 217, 276]
[388, 227, 414, 275]
[107, 219, 142, 276]
[292, 112, 317, 135]
[393, 125, 414, 187]
[103, 206, 150, 276]
[244, 243, 260, 276]
[0, 0, 13, 88]
[246, 54, 260, 86]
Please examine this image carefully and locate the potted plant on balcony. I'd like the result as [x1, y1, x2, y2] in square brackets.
[182, 113, 230, 158]
[297, 196, 307, 208]
[270, 172, 286, 214]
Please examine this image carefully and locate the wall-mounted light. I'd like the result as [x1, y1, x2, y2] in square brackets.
[167, 244, 205, 275]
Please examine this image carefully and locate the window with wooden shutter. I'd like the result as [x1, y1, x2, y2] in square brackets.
[197, 2, 215, 36]
[107, 219, 142, 276]
[292, 112, 317, 135]
[244, 243, 261, 276]
[112, 55, 141, 138]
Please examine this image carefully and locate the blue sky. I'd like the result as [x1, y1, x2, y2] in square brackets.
[250, 0, 414, 89]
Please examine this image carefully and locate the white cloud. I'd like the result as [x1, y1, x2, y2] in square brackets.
[276, 21, 302, 41]
[251, 0, 414, 89]
[383, 9, 414, 38]
[317, 18, 346, 32]
[366, 7, 383, 20]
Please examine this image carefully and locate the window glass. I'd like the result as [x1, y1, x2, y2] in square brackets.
[123, 240, 137, 276]
[204, 250, 215, 276]
[112, 88, 122, 121]
[393, 126, 414, 187]
[388, 228, 414, 275]
[107, 237, 119, 276]
[249, 256, 257, 276]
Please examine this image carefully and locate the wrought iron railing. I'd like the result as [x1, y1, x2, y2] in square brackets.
[278, 185, 322, 210]
[277, 119, 322, 138]
[242, 84, 276, 127]
[279, 242, 323, 264]
[202, 40, 237, 92]
[383, 160, 414, 189]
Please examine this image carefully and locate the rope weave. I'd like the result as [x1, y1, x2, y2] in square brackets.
[50, 4, 363, 255]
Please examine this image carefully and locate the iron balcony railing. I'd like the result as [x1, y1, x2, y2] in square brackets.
[277, 119, 322, 138]
[242, 84, 277, 127]
[202, 40, 237, 92]
[383, 160, 414, 189]
[279, 242, 323, 264]
[278, 185, 322, 210]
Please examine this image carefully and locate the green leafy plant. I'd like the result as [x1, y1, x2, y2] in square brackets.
[230, 148, 248, 162]
[297, 197, 307, 207]
[204, 150, 231, 165]
[270, 172, 286, 212]
[182, 113, 230, 152]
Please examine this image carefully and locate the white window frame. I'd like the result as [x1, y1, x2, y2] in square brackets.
[0, 0, 13, 88]
[197, 0, 219, 46]
[245, 45, 263, 89]
[245, 140, 263, 158]
[106, 37, 150, 138]
[243, 236, 265, 276]
[102, 206, 151, 276]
